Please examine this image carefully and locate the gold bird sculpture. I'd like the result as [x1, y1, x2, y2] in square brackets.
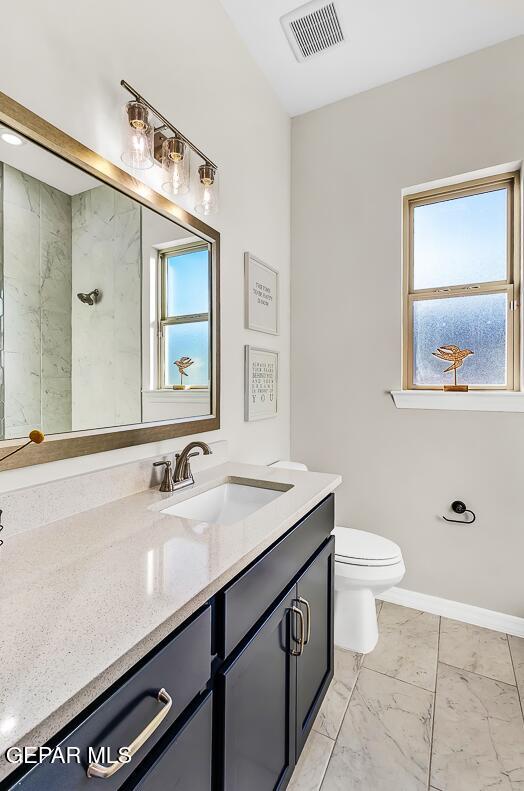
[174, 356, 194, 387]
[432, 344, 474, 387]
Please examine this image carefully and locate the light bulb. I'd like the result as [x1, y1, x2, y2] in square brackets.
[0, 130, 25, 146]
[131, 131, 146, 152]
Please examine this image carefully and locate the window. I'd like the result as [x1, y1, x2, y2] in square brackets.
[403, 172, 520, 390]
[159, 242, 211, 390]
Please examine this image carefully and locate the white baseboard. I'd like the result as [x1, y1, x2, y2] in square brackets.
[378, 586, 524, 638]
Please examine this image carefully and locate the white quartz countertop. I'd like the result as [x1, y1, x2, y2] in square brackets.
[0, 461, 340, 778]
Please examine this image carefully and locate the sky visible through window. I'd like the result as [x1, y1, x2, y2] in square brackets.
[413, 189, 507, 290]
[164, 248, 210, 388]
[167, 248, 209, 316]
[165, 321, 210, 387]
[413, 293, 507, 386]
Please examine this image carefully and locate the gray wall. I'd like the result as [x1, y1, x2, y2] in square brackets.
[291, 37, 524, 616]
[2, 164, 72, 438]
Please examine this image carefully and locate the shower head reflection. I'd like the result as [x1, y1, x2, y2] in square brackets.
[76, 289, 100, 306]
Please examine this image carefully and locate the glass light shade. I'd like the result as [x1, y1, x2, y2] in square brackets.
[161, 137, 190, 195]
[195, 164, 219, 216]
[121, 101, 154, 170]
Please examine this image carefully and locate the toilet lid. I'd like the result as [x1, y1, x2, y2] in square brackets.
[333, 526, 402, 566]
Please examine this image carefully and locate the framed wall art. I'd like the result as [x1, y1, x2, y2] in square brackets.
[244, 252, 279, 335]
[244, 346, 278, 421]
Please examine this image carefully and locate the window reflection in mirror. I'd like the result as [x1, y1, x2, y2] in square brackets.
[0, 129, 214, 439]
[161, 244, 210, 390]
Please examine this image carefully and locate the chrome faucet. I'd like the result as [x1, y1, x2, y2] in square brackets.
[172, 441, 212, 491]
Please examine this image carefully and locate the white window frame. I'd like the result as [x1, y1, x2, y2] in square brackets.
[158, 241, 211, 391]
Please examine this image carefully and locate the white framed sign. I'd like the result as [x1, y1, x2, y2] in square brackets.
[244, 346, 278, 421]
[244, 252, 279, 335]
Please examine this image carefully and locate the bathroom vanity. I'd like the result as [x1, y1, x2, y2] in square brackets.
[0, 463, 340, 790]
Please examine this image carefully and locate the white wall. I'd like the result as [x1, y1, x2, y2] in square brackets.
[0, 0, 290, 485]
[291, 37, 524, 617]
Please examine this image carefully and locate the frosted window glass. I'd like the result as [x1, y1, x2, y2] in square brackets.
[165, 321, 210, 387]
[413, 293, 507, 386]
[413, 190, 507, 290]
[167, 248, 209, 317]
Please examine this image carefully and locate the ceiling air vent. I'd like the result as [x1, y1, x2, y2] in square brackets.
[280, 0, 345, 62]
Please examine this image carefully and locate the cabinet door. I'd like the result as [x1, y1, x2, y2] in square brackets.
[128, 691, 212, 791]
[295, 537, 335, 756]
[219, 585, 298, 791]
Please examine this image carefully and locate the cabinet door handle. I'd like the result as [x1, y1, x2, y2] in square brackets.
[290, 605, 305, 656]
[298, 597, 311, 645]
[87, 688, 173, 779]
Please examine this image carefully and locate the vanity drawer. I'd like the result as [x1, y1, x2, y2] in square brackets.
[126, 690, 212, 790]
[217, 494, 334, 658]
[8, 605, 212, 790]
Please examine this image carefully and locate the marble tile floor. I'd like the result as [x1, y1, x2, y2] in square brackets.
[289, 601, 524, 791]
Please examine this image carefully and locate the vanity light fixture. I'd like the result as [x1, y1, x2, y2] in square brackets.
[161, 136, 190, 196]
[120, 80, 219, 213]
[0, 129, 25, 146]
[121, 100, 154, 169]
[195, 163, 219, 216]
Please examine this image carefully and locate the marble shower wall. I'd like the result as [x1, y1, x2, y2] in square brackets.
[0, 166, 4, 438]
[71, 186, 141, 431]
[2, 164, 72, 438]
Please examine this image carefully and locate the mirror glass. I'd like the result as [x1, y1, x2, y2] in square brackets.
[0, 129, 215, 440]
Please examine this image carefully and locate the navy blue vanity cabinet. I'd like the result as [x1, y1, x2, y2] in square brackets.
[4, 606, 213, 791]
[218, 586, 298, 791]
[123, 691, 213, 791]
[295, 537, 335, 755]
[217, 528, 335, 791]
[3, 495, 335, 791]
[216, 494, 335, 659]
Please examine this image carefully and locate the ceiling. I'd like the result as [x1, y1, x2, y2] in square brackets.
[219, 0, 524, 116]
[0, 130, 99, 195]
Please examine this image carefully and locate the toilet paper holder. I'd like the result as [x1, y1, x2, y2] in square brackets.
[442, 500, 476, 525]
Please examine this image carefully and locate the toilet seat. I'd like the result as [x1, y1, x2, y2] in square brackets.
[333, 526, 402, 567]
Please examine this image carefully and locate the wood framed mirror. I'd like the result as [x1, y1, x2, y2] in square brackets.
[0, 92, 220, 470]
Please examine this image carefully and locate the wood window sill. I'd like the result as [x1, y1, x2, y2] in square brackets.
[390, 390, 524, 412]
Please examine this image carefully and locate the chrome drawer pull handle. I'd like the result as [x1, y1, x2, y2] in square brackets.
[290, 605, 305, 656]
[87, 688, 173, 779]
[298, 597, 311, 645]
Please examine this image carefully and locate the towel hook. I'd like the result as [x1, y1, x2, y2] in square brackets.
[442, 500, 476, 525]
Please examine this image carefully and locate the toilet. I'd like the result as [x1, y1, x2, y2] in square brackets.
[333, 526, 405, 654]
[269, 460, 405, 655]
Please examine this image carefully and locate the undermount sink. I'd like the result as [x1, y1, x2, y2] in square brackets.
[160, 478, 293, 526]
